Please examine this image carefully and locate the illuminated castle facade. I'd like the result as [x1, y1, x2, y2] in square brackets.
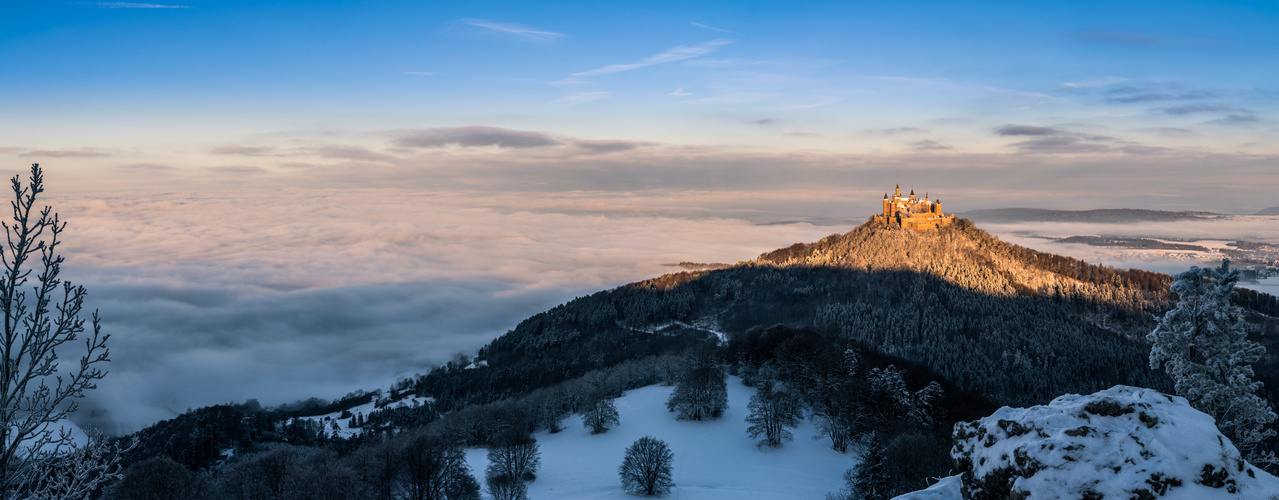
[872, 184, 954, 230]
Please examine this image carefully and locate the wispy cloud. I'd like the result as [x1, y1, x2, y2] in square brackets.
[1059, 76, 1128, 91]
[1068, 31, 1231, 46]
[992, 125, 1152, 155]
[1069, 31, 1159, 45]
[909, 139, 953, 152]
[690, 22, 731, 33]
[392, 126, 562, 149]
[206, 165, 266, 174]
[668, 87, 693, 97]
[552, 92, 610, 105]
[461, 19, 564, 43]
[874, 127, 928, 134]
[773, 96, 841, 111]
[20, 147, 114, 158]
[210, 145, 277, 156]
[557, 39, 732, 84]
[1158, 103, 1244, 115]
[574, 140, 656, 153]
[93, 2, 191, 8]
[1207, 114, 1259, 125]
[996, 125, 1062, 136]
[304, 145, 396, 162]
[1106, 91, 1217, 103]
[117, 163, 175, 171]
[679, 91, 777, 105]
[753, 119, 776, 125]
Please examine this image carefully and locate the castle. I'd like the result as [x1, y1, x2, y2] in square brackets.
[872, 184, 955, 230]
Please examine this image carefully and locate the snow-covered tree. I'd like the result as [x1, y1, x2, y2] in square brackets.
[665, 347, 727, 421]
[0, 164, 128, 498]
[1148, 260, 1277, 466]
[866, 365, 911, 424]
[909, 381, 944, 429]
[582, 398, 619, 434]
[745, 380, 802, 448]
[618, 436, 673, 497]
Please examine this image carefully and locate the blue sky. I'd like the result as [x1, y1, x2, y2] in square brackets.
[4, 1, 1276, 161]
[3, 1, 1279, 430]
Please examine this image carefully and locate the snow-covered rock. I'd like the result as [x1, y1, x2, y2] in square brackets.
[897, 385, 1279, 500]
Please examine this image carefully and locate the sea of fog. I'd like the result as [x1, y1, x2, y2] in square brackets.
[50, 188, 1277, 435]
[55, 189, 841, 434]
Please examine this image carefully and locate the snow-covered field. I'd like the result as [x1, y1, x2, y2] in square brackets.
[465, 377, 854, 499]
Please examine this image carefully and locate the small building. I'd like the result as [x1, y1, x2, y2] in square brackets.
[872, 184, 954, 230]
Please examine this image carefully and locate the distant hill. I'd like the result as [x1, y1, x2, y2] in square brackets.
[1256, 206, 1279, 216]
[961, 207, 1221, 223]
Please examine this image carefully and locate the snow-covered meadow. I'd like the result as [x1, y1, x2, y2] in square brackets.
[465, 377, 855, 499]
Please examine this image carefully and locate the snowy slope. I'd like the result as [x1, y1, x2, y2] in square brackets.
[897, 386, 1279, 500]
[295, 394, 433, 439]
[465, 377, 853, 499]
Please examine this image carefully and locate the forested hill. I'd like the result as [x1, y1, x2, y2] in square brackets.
[473, 217, 1278, 410]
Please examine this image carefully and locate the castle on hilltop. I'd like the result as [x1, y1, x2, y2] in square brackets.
[872, 184, 955, 230]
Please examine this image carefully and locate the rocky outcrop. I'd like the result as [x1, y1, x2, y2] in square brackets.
[896, 386, 1279, 499]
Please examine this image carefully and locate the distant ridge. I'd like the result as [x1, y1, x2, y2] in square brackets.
[1256, 206, 1279, 216]
[961, 207, 1221, 223]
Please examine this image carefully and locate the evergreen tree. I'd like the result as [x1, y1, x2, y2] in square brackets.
[745, 380, 802, 448]
[825, 433, 890, 500]
[909, 381, 944, 429]
[618, 436, 673, 496]
[1148, 260, 1277, 466]
[853, 434, 890, 500]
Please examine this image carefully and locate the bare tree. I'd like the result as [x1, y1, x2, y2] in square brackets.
[484, 431, 538, 500]
[618, 436, 673, 497]
[400, 432, 479, 500]
[665, 347, 726, 421]
[745, 380, 801, 448]
[0, 164, 125, 498]
[581, 398, 619, 434]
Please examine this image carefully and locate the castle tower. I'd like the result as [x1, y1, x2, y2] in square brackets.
[895, 184, 901, 198]
[909, 188, 916, 202]
[883, 193, 890, 217]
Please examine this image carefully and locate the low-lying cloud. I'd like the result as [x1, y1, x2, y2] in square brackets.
[21, 147, 115, 158]
[51, 187, 838, 432]
[392, 127, 563, 149]
[997, 125, 1062, 136]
